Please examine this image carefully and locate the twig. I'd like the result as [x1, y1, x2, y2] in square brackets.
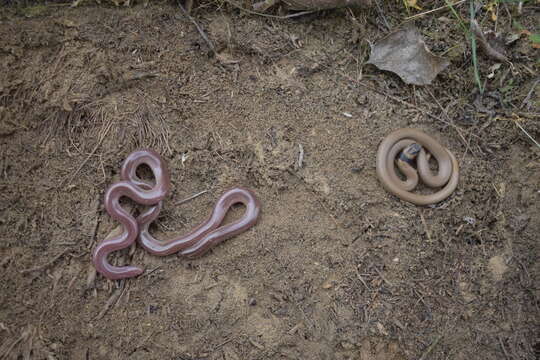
[61, 120, 113, 187]
[513, 120, 540, 149]
[419, 211, 433, 242]
[142, 266, 162, 277]
[86, 265, 97, 290]
[356, 269, 370, 291]
[95, 281, 125, 320]
[286, 168, 341, 230]
[222, 0, 316, 19]
[498, 336, 510, 360]
[212, 337, 235, 351]
[87, 196, 101, 250]
[0, 334, 24, 360]
[125, 72, 159, 81]
[175, 189, 209, 205]
[405, 0, 466, 20]
[470, 20, 508, 63]
[374, 0, 390, 30]
[419, 334, 442, 360]
[423, 88, 469, 149]
[520, 78, 539, 110]
[374, 267, 393, 287]
[20, 249, 69, 274]
[297, 144, 304, 169]
[177, 1, 216, 56]
[354, 78, 468, 147]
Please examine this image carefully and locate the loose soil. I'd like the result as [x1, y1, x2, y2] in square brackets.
[0, 2, 538, 359]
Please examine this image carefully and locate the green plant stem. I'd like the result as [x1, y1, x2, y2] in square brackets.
[469, 0, 484, 94]
[444, 0, 468, 33]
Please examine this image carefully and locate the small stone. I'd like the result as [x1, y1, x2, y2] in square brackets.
[248, 298, 257, 306]
[488, 256, 508, 281]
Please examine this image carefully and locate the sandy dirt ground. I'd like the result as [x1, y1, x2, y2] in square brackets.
[0, 2, 538, 359]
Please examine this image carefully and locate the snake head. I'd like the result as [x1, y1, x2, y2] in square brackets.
[399, 143, 422, 164]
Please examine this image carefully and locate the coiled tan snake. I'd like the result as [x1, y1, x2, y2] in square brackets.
[376, 128, 459, 205]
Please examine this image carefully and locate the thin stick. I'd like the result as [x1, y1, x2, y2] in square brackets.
[20, 249, 69, 274]
[374, 267, 393, 287]
[62, 120, 113, 187]
[420, 211, 433, 242]
[424, 88, 469, 148]
[222, 0, 316, 19]
[297, 144, 304, 169]
[177, 1, 216, 55]
[0, 335, 24, 360]
[520, 78, 539, 109]
[356, 269, 370, 290]
[498, 336, 510, 360]
[353, 78, 468, 147]
[175, 189, 209, 205]
[419, 334, 443, 360]
[374, 0, 390, 30]
[513, 120, 540, 149]
[405, 0, 466, 20]
[95, 281, 124, 320]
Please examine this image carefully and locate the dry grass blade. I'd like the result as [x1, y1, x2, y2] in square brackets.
[0, 326, 34, 360]
[177, 1, 216, 56]
[405, 0, 466, 20]
[20, 249, 70, 274]
[419, 334, 442, 360]
[513, 120, 540, 149]
[222, 0, 316, 19]
[95, 282, 125, 320]
[297, 144, 304, 169]
[175, 190, 209, 205]
[61, 119, 113, 187]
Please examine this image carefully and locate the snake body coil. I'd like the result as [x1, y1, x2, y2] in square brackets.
[376, 128, 459, 205]
[92, 150, 171, 280]
[92, 149, 260, 280]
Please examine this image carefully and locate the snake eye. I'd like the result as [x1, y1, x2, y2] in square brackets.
[405, 143, 421, 156]
[399, 143, 422, 164]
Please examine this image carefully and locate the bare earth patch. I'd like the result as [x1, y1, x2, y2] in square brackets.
[0, 2, 538, 360]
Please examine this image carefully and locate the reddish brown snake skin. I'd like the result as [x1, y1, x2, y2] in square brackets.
[135, 187, 261, 258]
[376, 128, 459, 206]
[92, 149, 171, 280]
[92, 149, 261, 280]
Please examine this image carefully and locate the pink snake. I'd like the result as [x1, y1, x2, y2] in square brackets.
[92, 149, 261, 280]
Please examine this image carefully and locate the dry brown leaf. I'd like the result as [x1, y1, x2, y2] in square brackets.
[367, 24, 450, 85]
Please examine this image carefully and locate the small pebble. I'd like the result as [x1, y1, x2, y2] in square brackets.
[248, 298, 257, 306]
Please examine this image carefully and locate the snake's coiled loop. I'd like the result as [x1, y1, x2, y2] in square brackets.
[92, 149, 171, 280]
[376, 128, 459, 206]
[93, 149, 261, 280]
